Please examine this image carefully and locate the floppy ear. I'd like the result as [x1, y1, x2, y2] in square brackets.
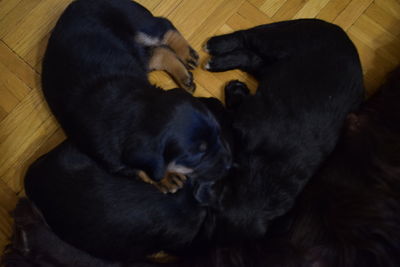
[193, 181, 217, 206]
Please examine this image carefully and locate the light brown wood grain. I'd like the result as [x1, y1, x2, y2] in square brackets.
[333, 0, 373, 30]
[1, 0, 400, 255]
[293, 0, 330, 18]
[316, 0, 351, 22]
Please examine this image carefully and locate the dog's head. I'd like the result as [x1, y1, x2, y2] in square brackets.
[124, 89, 232, 201]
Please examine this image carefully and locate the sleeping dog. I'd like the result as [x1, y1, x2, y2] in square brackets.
[203, 19, 364, 240]
[41, 0, 232, 192]
[7, 95, 232, 263]
[18, 140, 206, 262]
[15, 94, 232, 263]
[174, 68, 400, 267]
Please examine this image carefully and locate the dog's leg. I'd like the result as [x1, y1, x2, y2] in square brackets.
[204, 49, 263, 74]
[161, 29, 199, 70]
[205, 32, 245, 55]
[148, 46, 196, 93]
[134, 16, 199, 69]
[205, 20, 303, 56]
[224, 80, 250, 110]
[137, 170, 187, 194]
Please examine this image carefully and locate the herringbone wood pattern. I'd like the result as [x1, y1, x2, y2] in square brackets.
[0, 0, 399, 254]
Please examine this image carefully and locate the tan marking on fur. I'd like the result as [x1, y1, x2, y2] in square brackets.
[147, 250, 179, 263]
[148, 46, 194, 92]
[137, 170, 155, 185]
[162, 30, 192, 63]
[137, 170, 187, 194]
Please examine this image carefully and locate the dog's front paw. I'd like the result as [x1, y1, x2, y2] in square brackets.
[225, 80, 250, 109]
[157, 172, 187, 194]
[204, 36, 227, 55]
[162, 30, 199, 70]
[185, 47, 199, 70]
[203, 54, 239, 72]
[137, 171, 187, 194]
[203, 56, 223, 72]
[204, 34, 240, 55]
[180, 71, 196, 94]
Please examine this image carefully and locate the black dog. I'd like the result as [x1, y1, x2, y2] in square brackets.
[18, 139, 208, 263]
[174, 68, 400, 267]
[203, 19, 364, 240]
[42, 0, 232, 191]
[5, 69, 400, 267]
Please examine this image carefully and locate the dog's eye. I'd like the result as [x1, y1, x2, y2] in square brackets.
[198, 141, 208, 152]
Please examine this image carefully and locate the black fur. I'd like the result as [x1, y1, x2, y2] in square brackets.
[3, 19, 373, 266]
[204, 19, 364, 239]
[5, 67, 400, 267]
[20, 140, 206, 262]
[174, 67, 400, 267]
[15, 93, 232, 262]
[41, 0, 231, 187]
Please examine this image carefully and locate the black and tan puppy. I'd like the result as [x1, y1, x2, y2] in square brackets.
[42, 0, 232, 192]
[203, 19, 364, 239]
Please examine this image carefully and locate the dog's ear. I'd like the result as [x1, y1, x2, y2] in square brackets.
[192, 177, 229, 207]
[192, 180, 217, 205]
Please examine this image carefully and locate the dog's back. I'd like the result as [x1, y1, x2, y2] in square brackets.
[288, 67, 400, 267]
[21, 141, 208, 262]
[182, 67, 400, 267]
[205, 20, 365, 241]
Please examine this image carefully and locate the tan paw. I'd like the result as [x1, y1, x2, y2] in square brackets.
[137, 170, 187, 194]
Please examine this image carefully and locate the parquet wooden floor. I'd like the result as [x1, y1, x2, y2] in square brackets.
[0, 0, 399, 255]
